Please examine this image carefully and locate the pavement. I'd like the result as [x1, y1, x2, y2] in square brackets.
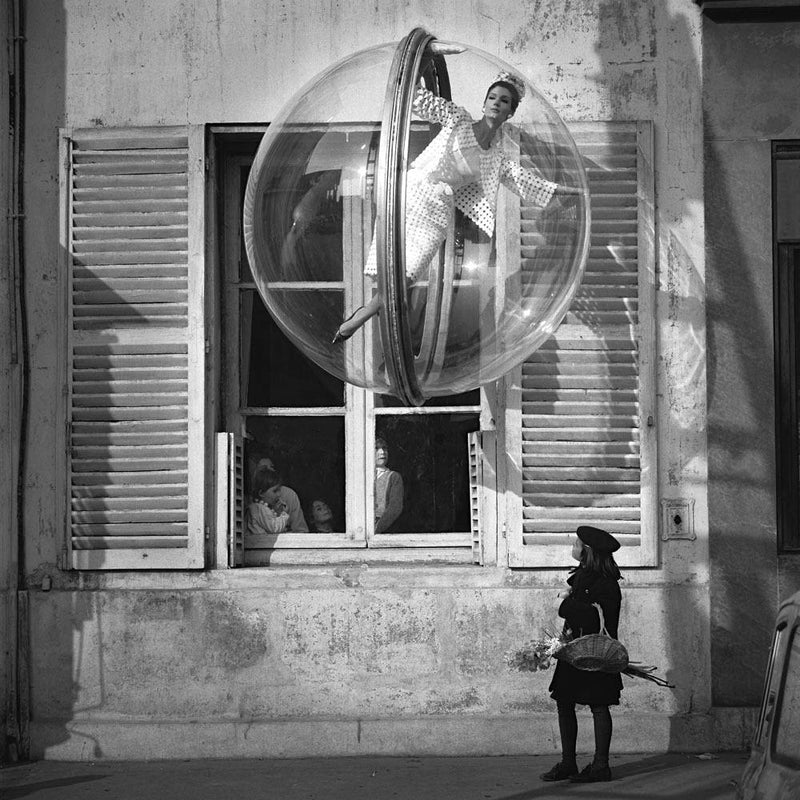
[0, 752, 748, 799]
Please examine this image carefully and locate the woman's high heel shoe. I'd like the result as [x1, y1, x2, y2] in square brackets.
[331, 306, 365, 344]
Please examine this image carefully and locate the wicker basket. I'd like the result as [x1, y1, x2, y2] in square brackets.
[554, 604, 629, 673]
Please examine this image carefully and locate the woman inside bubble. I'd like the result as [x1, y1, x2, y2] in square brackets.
[332, 44, 580, 344]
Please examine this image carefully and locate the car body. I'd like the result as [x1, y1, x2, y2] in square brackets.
[738, 589, 800, 799]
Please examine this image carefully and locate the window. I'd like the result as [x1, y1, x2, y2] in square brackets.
[774, 141, 800, 552]
[215, 132, 482, 565]
[61, 121, 657, 570]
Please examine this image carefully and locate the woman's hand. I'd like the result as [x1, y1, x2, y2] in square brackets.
[545, 185, 582, 213]
[269, 499, 288, 515]
[419, 41, 465, 78]
[426, 41, 465, 57]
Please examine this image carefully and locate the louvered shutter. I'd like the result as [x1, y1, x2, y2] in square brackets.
[215, 433, 244, 567]
[468, 431, 484, 565]
[506, 122, 656, 568]
[62, 127, 205, 569]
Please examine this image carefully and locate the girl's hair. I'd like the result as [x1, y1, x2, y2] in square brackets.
[574, 542, 622, 581]
[484, 80, 520, 113]
[252, 465, 282, 497]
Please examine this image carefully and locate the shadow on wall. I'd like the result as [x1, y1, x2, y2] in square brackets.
[702, 20, 784, 706]
[30, 591, 105, 760]
[40, 110, 199, 751]
[595, 1, 774, 742]
[32, 235, 155, 759]
[8, 0, 73, 763]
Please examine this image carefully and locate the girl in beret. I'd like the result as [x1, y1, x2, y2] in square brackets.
[540, 525, 623, 784]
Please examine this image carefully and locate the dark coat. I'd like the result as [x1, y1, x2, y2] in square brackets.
[548, 567, 623, 707]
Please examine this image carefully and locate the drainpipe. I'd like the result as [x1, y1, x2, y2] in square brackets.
[5, 0, 29, 763]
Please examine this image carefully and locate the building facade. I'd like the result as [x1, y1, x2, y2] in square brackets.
[1, 0, 798, 761]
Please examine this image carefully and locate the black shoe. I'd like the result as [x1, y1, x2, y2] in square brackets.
[569, 763, 612, 783]
[540, 761, 579, 781]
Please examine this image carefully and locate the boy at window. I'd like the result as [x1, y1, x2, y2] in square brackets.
[375, 438, 404, 533]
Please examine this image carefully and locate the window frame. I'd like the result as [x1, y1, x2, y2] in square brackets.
[210, 126, 489, 566]
[773, 140, 800, 553]
[58, 118, 660, 572]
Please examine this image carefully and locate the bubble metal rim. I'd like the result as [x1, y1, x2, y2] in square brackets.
[375, 27, 433, 406]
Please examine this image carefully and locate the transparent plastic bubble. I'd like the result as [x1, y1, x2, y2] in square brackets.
[244, 30, 590, 405]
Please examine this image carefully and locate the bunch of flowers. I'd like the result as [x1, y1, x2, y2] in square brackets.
[507, 629, 675, 687]
[505, 629, 568, 672]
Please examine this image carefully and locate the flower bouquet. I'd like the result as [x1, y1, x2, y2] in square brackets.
[505, 629, 568, 673]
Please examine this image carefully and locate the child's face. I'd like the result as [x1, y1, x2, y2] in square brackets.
[312, 500, 332, 523]
[571, 536, 584, 562]
[260, 485, 282, 505]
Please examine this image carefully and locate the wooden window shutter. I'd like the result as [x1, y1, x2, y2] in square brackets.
[506, 122, 657, 568]
[62, 126, 206, 569]
[215, 432, 244, 568]
[467, 431, 485, 565]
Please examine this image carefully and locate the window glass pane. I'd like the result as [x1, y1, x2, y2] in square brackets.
[239, 164, 256, 283]
[242, 289, 344, 408]
[245, 416, 346, 532]
[774, 626, 800, 766]
[375, 390, 480, 408]
[776, 157, 800, 242]
[775, 244, 800, 552]
[239, 145, 345, 283]
[375, 413, 479, 532]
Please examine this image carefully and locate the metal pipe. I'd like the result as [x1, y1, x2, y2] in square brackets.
[7, 0, 30, 763]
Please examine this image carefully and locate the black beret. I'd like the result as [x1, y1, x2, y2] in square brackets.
[577, 525, 621, 553]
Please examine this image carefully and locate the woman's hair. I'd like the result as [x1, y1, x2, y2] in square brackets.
[375, 437, 388, 450]
[252, 465, 282, 497]
[484, 80, 521, 113]
[575, 542, 622, 581]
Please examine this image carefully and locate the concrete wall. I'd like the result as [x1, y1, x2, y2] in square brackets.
[28, 569, 735, 760]
[8, 0, 726, 759]
[703, 17, 800, 707]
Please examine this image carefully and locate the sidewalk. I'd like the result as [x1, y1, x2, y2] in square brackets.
[1, 752, 747, 799]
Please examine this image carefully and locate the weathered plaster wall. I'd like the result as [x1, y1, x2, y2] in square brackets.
[27, 569, 733, 760]
[703, 18, 800, 707]
[14, 0, 718, 758]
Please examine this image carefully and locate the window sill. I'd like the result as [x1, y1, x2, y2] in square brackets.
[245, 532, 362, 549]
[244, 546, 473, 566]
